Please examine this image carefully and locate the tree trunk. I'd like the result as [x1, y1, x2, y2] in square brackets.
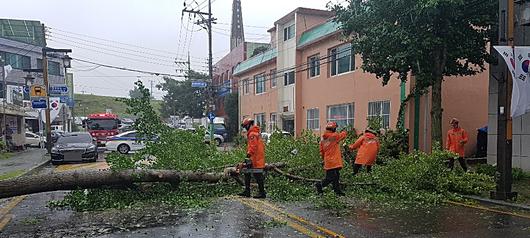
[431, 73, 444, 147]
[431, 48, 447, 148]
[0, 163, 284, 199]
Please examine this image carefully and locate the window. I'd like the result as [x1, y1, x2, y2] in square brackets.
[308, 54, 320, 78]
[283, 24, 295, 41]
[330, 43, 354, 76]
[0, 51, 30, 69]
[255, 113, 266, 131]
[255, 73, 265, 94]
[270, 69, 277, 88]
[243, 79, 249, 95]
[284, 71, 295, 86]
[368, 100, 391, 129]
[270, 113, 277, 132]
[327, 103, 354, 128]
[307, 108, 320, 130]
[37, 59, 63, 76]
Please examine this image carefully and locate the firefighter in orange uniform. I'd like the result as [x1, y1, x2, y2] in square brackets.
[315, 122, 347, 196]
[446, 118, 468, 172]
[238, 118, 266, 198]
[349, 128, 380, 175]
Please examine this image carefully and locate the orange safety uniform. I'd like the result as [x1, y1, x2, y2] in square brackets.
[247, 125, 265, 169]
[446, 127, 468, 157]
[320, 131, 348, 170]
[349, 132, 379, 166]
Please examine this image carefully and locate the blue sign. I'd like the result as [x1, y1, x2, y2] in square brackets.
[207, 112, 215, 123]
[217, 87, 230, 97]
[49, 85, 69, 95]
[31, 99, 47, 109]
[23, 86, 30, 94]
[191, 81, 208, 88]
[59, 96, 69, 103]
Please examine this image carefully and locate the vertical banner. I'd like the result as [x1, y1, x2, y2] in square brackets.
[513, 47, 530, 117]
[494, 46, 530, 118]
[66, 73, 74, 108]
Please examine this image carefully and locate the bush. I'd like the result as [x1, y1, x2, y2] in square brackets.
[475, 164, 528, 181]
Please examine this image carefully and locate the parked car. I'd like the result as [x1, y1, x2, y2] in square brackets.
[25, 131, 45, 148]
[51, 132, 98, 165]
[105, 130, 145, 154]
[204, 132, 224, 146]
[212, 123, 229, 141]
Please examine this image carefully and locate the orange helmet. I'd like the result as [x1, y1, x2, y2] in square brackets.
[241, 118, 254, 127]
[325, 122, 338, 130]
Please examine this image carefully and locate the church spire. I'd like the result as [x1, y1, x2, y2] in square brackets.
[230, 0, 245, 51]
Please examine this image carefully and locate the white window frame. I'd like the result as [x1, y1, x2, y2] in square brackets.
[306, 108, 320, 130]
[308, 54, 320, 78]
[255, 113, 266, 131]
[269, 113, 277, 132]
[329, 43, 354, 77]
[283, 24, 295, 41]
[270, 69, 277, 88]
[327, 103, 355, 128]
[255, 73, 266, 95]
[243, 79, 249, 95]
[368, 100, 391, 129]
[284, 71, 295, 86]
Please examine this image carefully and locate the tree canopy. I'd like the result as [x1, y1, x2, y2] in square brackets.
[157, 70, 209, 118]
[330, 0, 497, 144]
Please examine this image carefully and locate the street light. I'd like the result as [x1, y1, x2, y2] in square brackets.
[62, 55, 72, 69]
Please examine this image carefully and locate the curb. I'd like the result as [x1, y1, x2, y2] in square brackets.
[19, 154, 50, 177]
[462, 195, 530, 211]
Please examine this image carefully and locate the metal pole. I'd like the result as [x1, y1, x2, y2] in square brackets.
[1, 59, 6, 144]
[42, 49, 52, 154]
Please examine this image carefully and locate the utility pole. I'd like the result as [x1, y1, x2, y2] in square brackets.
[1, 58, 6, 144]
[183, 0, 217, 142]
[150, 80, 154, 98]
[491, 0, 517, 200]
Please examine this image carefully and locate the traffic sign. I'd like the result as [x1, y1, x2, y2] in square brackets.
[31, 99, 47, 109]
[191, 81, 208, 88]
[23, 86, 30, 94]
[59, 96, 70, 103]
[49, 84, 69, 96]
[208, 112, 215, 123]
[30, 85, 47, 97]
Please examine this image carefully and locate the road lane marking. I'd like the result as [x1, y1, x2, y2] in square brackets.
[0, 195, 27, 231]
[235, 197, 323, 238]
[0, 214, 13, 230]
[55, 162, 109, 172]
[253, 199, 346, 238]
[448, 201, 530, 220]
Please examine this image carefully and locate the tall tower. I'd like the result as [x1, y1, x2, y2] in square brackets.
[230, 0, 245, 51]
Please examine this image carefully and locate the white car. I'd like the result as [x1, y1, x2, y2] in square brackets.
[25, 131, 45, 147]
[261, 131, 292, 144]
[105, 130, 145, 154]
[204, 132, 224, 146]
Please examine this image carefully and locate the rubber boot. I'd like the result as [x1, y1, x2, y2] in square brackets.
[253, 173, 266, 199]
[238, 190, 251, 197]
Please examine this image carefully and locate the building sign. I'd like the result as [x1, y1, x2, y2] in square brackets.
[66, 73, 74, 108]
[30, 85, 47, 97]
[6, 85, 23, 106]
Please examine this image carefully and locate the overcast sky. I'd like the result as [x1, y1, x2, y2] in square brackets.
[2, 0, 336, 98]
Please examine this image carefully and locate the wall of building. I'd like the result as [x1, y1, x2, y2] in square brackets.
[238, 60, 278, 132]
[412, 71, 489, 157]
[296, 34, 405, 135]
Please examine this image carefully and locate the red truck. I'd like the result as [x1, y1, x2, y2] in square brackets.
[84, 113, 121, 146]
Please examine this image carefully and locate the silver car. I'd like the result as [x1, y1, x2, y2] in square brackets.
[51, 132, 98, 165]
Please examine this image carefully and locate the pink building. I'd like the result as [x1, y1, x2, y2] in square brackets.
[234, 8, 489, 157]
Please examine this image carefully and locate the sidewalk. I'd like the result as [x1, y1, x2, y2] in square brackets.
[0, 148, 48, 179]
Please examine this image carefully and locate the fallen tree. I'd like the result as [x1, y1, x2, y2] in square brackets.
[0, 163, 284, 199]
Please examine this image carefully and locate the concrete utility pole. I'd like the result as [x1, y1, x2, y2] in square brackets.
[182, 0, 217, 142]
[1, 58, 6, 144]
[491, 0, 517, 200]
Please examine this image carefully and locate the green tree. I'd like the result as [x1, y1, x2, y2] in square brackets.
[330, 0, 497, 145]
[224, 92, 239, 140]
[118, 81, 162, 138]
[128, 86, 143, 99]
[157, 70, 209, 118]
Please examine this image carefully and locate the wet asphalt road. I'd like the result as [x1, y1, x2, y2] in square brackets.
[0, 148, 48, 175]
[1, 152, 530, 237]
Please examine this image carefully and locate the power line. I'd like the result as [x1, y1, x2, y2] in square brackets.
[46, 26, 207, 61]
[216, 22, 269, 29]
[68, 57, 187, 77]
